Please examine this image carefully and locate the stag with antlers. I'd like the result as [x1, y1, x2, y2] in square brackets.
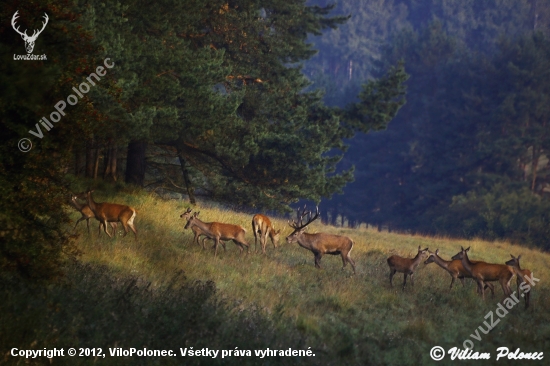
[286, 206, 356, 273]
[12, 11, 49, 53]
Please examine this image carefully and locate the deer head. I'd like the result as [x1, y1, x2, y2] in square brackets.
[451, 246, 470, 260]
[180, 207, 193, 219]
[12, 11, 49, 53]
[184, 211, 200, 229]
[286, 205, 319, 244]
[424, 248, 439, 264]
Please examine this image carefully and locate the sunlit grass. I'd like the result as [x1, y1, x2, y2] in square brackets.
[34, 189, 550, 364]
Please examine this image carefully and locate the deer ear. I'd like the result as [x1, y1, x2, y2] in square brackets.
[418, 246, 421, 251]
[423, 248, 428, 251]
[465, 246, 470, 252]
[510, 254, 515, 259]
[517, 254, 522, 260]
[435, 249, 439, 255]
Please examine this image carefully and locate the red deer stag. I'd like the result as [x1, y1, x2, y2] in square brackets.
[387, 246, 429, 290]
[505, 254, 532, 309]
[184, 212, 248, 257]
[70, 193, 117, 234]
[85, 190, 137, 240]
[452, 246, 513, 300]
[252, 214, 280, 254]
[285, 206, 356, 274]
[180, 208, 225, 250]
[425, 249, 494, 295]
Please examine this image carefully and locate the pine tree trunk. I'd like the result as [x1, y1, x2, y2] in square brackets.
[74, 146, 84, 177]
[177, 148, 196, 204]
[85, 139, 95, 178]
[531, 147, 540, 192]
[103, 142, 118, 182]
[93, 145, 101, 179]
[125, 140, 147, 186]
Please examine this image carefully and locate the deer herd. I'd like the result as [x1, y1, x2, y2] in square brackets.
[70, 191, 533, 309]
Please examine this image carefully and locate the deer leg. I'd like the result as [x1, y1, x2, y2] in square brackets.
[261, 233, 267, 254]
[459, 276, 465, 287]
[214, 237, 220, 258]
[450, 276, 456, 289]
[485, 282, 495, 298]
[410, 272, 415, 287]
[525, 287, 530, 309]
[389, 269, 396, 287]
[128, 223, 137, 240]
[102, 220, 113, 238]
[314, 252, 322, 269]
[254, 230, 258, 252]
[479, 280, 486, 300]
[110, 222, 118, 235]
[121, 220, 130, 238]
[345, 253, 356, 274]
[232, 239, 243, 254]
[402, 273, 408, 291]
[74, 216, 85, 231]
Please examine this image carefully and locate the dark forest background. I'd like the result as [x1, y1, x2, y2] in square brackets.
[306, 0, 550, 249]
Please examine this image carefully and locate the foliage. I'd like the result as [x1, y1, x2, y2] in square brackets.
[0, 0, 90, 278]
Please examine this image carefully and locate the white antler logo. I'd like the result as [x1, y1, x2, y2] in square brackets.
[11, 11, 49, 54]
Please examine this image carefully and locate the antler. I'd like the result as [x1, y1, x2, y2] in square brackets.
[11, 11, 27, 37]
[288, 205, 319, 230]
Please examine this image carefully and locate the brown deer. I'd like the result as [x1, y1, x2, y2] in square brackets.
[285, 206, 356, 274]
[180, 208, 225, 250]
[184, 212, 248, 257]
[387, 246, 429, 290]
[252, 214, 280, 254]
[70, 193, 117, 234]
[505, 254, 532, 309]
[85, 189, 137, 240]
[425, 249, 494, 295]
[452, 246, 513, 300]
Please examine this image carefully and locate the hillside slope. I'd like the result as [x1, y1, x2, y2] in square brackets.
[3, 190, 549, 365]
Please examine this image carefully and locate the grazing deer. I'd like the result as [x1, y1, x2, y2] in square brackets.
[387, 246, 429, 290]
[180, 208, 225, 250]
[505, 254, 532, 309]
[70, 193, 117, 234]
[85, 189, 137, 240]
[252, 214, 280, 254]
[184, 212, 248, 257]
[452, 246, 513, 300]
[425, 249, 494, 295]
[285, 206, 356, 274]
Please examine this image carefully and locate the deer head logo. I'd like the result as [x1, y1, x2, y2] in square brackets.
[11, 11, 49, 54]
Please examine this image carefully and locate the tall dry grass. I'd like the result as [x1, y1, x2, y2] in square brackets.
[2, 188, 548, 365]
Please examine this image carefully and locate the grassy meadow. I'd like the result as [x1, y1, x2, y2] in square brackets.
[2, 187, 549, 365]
